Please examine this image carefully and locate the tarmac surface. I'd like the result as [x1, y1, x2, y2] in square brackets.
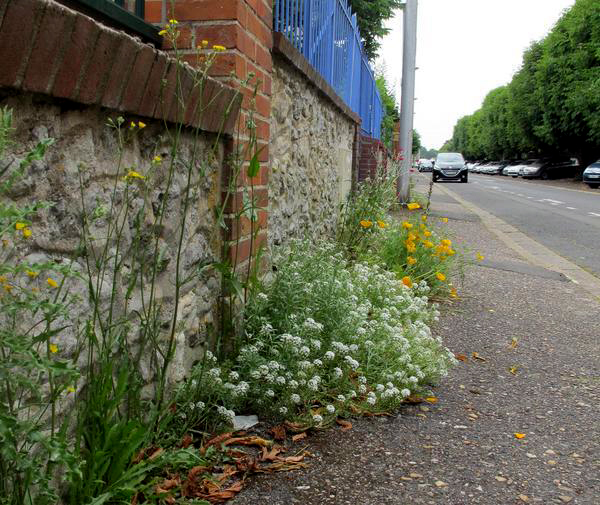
[231, 178, 600, 505]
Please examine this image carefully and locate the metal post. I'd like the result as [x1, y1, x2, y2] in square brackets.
[397, 0, 418, 204]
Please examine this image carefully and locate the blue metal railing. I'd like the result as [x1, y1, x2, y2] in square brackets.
[274, 0, 383, 139]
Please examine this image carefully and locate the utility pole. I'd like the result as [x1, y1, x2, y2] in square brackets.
[397, 0, 418, 203]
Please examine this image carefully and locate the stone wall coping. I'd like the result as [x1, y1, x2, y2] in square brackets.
[0, 0, 242, 134]
[272, 32, 360, 125]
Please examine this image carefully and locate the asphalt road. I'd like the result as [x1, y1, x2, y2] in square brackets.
[431, 174, 600, 279]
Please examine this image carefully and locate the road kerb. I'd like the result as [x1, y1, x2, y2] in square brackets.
[434, 183, 600, 302]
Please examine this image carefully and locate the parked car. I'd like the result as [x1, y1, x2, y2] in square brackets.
[505, 160, 530, 177]
[487, 162, 509, 175]
[521, 158, 579, 179]
[418, 159, 433, 172]
[433, 152, 468, 183]
[582, 159, 600, 188]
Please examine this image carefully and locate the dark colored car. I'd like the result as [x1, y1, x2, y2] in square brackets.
[582, 160, 600, 188]
[521, 158, 579, 179]
[433, 153, 468, 183]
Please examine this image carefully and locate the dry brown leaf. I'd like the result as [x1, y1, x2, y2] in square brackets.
[148, 448, 164, 460]
[280, 454, 306, 463]
[203, 481, 244, 502]
[471, 352, 486, 362]
[336, 419, 353, 431]
[455, 353, 469, 362]
[180, 434, 193, 449]
[260, 445, 284, 462]
[160, 477, 180, 490]
[214, 464, 238, 483]
[202, 432, 233, 452]
[284, 421, 309, 432]
[234, 455, 258, 473]
[292, 432, 307, 442]
[271, 424, 287, 441]
[404, 395, 425, 404]
[224, 436, 272, 447]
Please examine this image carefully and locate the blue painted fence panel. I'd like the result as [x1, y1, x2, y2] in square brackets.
[274, 0, 384, 139]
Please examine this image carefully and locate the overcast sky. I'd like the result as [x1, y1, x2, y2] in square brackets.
[377, 0, 576, 150]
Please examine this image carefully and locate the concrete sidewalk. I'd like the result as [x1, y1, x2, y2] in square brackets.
[232, 181, 599, 505]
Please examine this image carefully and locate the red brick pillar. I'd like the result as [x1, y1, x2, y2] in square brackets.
[146, 0, 272, 269]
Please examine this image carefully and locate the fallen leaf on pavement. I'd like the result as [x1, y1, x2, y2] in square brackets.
[203, 481, 244, 503]
[510, 337, 518, 349]
[472, 352, 486, 362]
[260, 445, 284, 461]
[271, 424, 286, 441]
[203, 432, 233, 451]
[455, 353, 468, 362]
[425, 397, 438, 403]
[514, 433, 526, 439]
[336, 419, 353, 431]
[509, 366, 519, 375]
[224, 436, 272, 448]
[292, 432, 307, 442]
[284, 421, 309, 432]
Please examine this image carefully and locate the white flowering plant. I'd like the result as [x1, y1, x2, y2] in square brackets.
[172, 240, 455, 433]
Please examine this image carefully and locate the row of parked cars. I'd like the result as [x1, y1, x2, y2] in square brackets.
[466, 158, 600, 188]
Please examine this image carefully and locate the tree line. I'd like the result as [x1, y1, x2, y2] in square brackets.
[442, 0, 599, 167]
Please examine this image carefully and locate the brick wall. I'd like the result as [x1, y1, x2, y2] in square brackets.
[0, 0, 240, 134]
[357, 133, 389, 182]
[148, 0, 273, 268]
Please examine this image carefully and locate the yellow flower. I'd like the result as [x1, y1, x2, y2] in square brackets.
[3, 284, 13, 293]
[26, 270, 38, 278]
[405, 241, 416, 253]
[360, 220, 373, 228]
[49, 343, 58, 353]
[450, 287, 458, 298]
[476, 253, 485, 261]
[402, 276, 413, 288]
[514, 433, 526, 439]
[407, 202, 421, 210]
[152, 155, 162, 164]
[407, 232, 417, 241]
[212, 45, 226, 52]
[67, 386, 76, 393]
[46, 277, 58, 288]
[424, 230, 432, 237]
[123, 170, 146, 181]
[441, 217, 449, 223]
[202, 40, 209, 47]
[441, 239, 452, 247]
[377, 220, 387, 228]
[0, 276, 6, 283]
[138, 121, 146, 129]
[168, 19, 178, 24]
[436, 272, 446, 281]
[447, 249, 456, 256]
[402, 221, 413, 229]
[22, 228, 32, 238]
[15, 222, 27, 230]
[421, 215, 428, 222]
[130, 121, 136, 128]
[423, 240, 434, 248]
[407, 256, 417, 265]
[159, 29, 168, 36]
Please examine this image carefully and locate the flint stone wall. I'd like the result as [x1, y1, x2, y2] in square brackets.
[269, 53, 356, 247]
[1, 91, 225, 391]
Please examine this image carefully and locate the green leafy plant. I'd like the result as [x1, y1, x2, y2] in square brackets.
[0, 106, 81, 505]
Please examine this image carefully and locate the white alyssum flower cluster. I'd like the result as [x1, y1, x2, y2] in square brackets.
[181, 240, 455, 429]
